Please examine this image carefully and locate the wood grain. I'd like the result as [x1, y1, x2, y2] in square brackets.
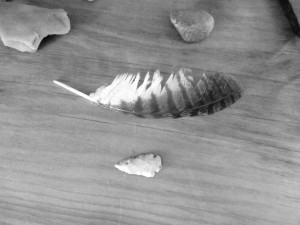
[0, 0, 300, 225]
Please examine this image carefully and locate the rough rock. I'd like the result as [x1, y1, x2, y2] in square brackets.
[0, 2, 70, 52]
[170, 9, 214, 43]
[114, 153, 162, 178]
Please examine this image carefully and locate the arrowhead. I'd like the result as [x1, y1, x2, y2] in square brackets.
[115, 153, 162, 178]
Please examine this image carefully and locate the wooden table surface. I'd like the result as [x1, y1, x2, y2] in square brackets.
[1, 0, 300, 224]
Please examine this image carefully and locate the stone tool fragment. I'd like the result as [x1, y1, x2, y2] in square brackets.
[170, 9, 214, 42]
[0, 2, 70, 52]
[114, 153, 162, 178]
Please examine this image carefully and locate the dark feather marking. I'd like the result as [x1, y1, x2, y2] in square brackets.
[222, 75, 234, 93]
[133, 96, 144, 115]
[207, 104, 215, 114]
[219, 99, 228, 109]
[177, 75, 193, 110]
[201, 74, 218, 114]
[172, 72, 242, 117]
[230, 94, 236, 104]
[165, 85, 181, 118]
[119, 100, 130, 113]
[222, 77, 236, 107]
[209, 74, 224, 113]
[192, 85, 209, 115]
[210, 73, 237, 112]
[201, 73, 216, 104]
[192, 81, 206, 115]
[222, 76, 243, 104]
[189, 111, 199, 117]
[193, 79, 202, 98]
[190, 92, 240, 115]
[188, 73, 242, 115]
[211, 73, 224, 96]
[149, 93, 162, 118]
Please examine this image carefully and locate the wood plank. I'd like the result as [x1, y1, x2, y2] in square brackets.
[0, 0, 300, 225]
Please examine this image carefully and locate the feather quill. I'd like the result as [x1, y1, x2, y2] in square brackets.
[89, 68, 243, 118]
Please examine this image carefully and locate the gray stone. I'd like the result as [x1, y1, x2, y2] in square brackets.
[0, 3, 70, 52]
[170, 9, 214, 43]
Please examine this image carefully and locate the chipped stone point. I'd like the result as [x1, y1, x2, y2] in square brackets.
[0, 2, 71, 52]
[115, 153, 162, 178]
[170, 9, 214, 43]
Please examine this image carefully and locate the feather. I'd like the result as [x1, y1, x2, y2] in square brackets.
[89, 68, 243, 118]
[53, 68, 242, 118]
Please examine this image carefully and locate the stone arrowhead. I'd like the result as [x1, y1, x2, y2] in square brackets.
[115, 153, 162, 178]
[0, 2, 70, 52]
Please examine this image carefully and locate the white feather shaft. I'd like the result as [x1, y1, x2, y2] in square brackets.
[53, 80, 98, 103]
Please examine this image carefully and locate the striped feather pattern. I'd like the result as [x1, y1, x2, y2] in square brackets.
[90, 68, 243, 118]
